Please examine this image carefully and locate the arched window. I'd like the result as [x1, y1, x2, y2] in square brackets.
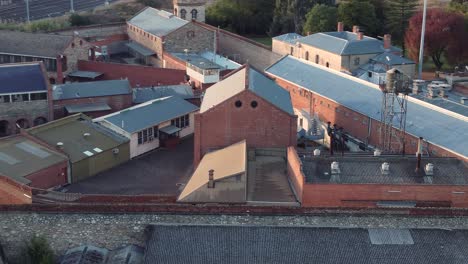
[191, 9, 198, 20]
[16, 118, 29, 129]
[305, 51, 309, 61]
[0, 120, 9, 137]
[180, 9, 187, 19]
[315, 54, 319, 64]
[33, 117, 47, 126]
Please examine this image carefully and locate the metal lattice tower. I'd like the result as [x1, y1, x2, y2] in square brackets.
[379, 69, 410, 154]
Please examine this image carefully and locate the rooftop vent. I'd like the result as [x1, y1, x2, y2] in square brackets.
[313, 149, 321, 156]
[83, 132, 91, 138]
[381, 162, 390, 175]
[56, 142, 64, 149]
[207, 169, 215, 188]
[461, 97, 467, 105]
[374, 149, 381, 156]
[425, 163, 434, 176]
[331, 161, 340, 174]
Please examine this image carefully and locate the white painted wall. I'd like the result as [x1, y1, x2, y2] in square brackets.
[130, 132, 160, 158]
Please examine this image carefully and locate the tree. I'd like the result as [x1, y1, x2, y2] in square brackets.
[405, 9, 467, 71]
[385, 0, 418, 53]
[303, 4, 337, 34]
[21, 236, 55, 264]
[69, 13, 91, 26]
[337, 0, 379, 36]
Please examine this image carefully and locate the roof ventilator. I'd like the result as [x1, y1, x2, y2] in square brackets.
[207, 169, 215, 188]
[56, 142, 64, 149]
[83, 133, 91, 138]
[313, 149, 321, 156]
[381, 162, 390, 175]
[424, 163, 434, 176]
[331, 161, 340, 174]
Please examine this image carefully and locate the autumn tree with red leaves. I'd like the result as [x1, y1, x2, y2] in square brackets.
[405, 8, 467, 71]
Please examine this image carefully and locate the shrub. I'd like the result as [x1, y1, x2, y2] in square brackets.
[20, 235, 55, 264]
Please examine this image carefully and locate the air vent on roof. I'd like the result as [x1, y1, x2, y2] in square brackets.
[425, 163, 434, 176]
[374, 149, 381, 156]
[331, 161, 340, 174]
[83, 133, 91, 138]
[56, 142, 64, 149]
[381, 162, 390, 175]
[113, 148, 119, 155]
[313, 149, 320, 156]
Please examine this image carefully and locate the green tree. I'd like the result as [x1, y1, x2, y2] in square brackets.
[385, 0, 418, 53]
[303, 4, 337, 34]
[69, 13, 91, 26]
[21, 236, 55, 264]
[338, 0, 379, 36]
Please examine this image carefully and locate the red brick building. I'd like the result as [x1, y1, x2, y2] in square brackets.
[266, 56, 468, 162]
[0, 134, 68, 192]
[194, 65, 297, 166]
[287, 147, 468, 208]
[52, 80, 133, 119]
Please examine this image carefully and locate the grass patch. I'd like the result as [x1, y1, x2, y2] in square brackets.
[247, 36, 272, 47]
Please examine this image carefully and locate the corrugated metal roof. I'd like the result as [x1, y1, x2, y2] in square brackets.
[133, 85, 194, 103]
[125, 42, 156, 57]
[0, 30, 72, 58]
[171, 52, 221, 70]
[273, 33, 303, 44]
[0, 63, 47, 94]
[371, 52, 415, 65]
[67, 71, 103, 79]
[178, 140, 247, 202]
[266, 56, 468, 158]
[199, 51, 241, 70]
[128, 7, 189, 37]
[53, 80, 131, 100]
[100, 96, 199, 134]
[200, 67, 294, 115]
[65, 103, 112, 113]
[298, 31, 401, 55]
[368, 229, 414, 245]
[159, 125, 181, 135]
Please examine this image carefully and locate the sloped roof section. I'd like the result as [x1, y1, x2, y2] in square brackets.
[298, 31, 401, 55]
[0, 63, 48, 93]
[133, 85, 195, 104]
[100, 96, 199, 134]
[200, 66, 294, 115]
[178, 140, 247, 202]
[128, 7, 189, 37]
[266, 56, 468, 158]
[53, 80, 132, 100]
[0, 30, 72, 58]
[273, 33, 303, 44]
[371, 52, 415, 66]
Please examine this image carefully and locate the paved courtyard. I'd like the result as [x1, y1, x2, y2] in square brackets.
[65, 137, 194, 195]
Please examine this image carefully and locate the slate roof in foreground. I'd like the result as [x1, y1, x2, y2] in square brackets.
[144, 224, 468, 264]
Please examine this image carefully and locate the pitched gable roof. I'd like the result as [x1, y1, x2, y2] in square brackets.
[200, 65, 294, 115]
[0, 30, 73, 58]
[0, 63, 48, 93]
[128, 7, 189, 37]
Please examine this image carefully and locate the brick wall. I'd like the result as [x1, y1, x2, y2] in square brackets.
[91, 34, 129, 47]
[272, 77, 467, 162]
[287, 147, 304, 203]
[194, 90, 297, 165]
[162, 52, 187, 70]
[164, 23, 214, 54]
[0, 176, 32, 205]
[53, 94, 133, 119]
[127, 23, 164, 63]
[302, 183, 468, 208]
[77, 60, 186, 87]
[24, 161, 68, 189]
[0, 100, 49, 135]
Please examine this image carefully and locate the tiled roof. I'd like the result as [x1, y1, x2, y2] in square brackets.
[52, 80, 131, 100]
[99, 96, 199, 134]
[128, 7, 189, 37]
[200, 66, 294, 115]
[0, 30, 72, 58]
[298, 31, 401, 55]
[143, 224, 468, 264]
[266, 56, 468, 158]
[0, 63, 48, 94]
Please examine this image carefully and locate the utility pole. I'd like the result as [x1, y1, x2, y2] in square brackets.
[70, 0, 75, 13]
[418, 0, 428, 79]
[25, 0, 30, 23]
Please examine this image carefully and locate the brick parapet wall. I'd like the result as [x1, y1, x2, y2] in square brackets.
[162, 52, 187, 70]
[0, 175, 32, 205]
[53, 94, 133, 119]
[287, 147, 304, 203]
[77, 60, 186, 87]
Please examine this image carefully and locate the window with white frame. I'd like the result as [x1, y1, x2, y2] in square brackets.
[171, 114, 190, 129]
[137, 126, 159, 145]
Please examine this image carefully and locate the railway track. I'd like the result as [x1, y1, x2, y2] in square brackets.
[0, 0, 116, 23]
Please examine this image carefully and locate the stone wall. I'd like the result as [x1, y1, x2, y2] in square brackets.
[52, 23, 127, 39]
[0, 100, 49, 135]
[2, 212, 468, 262]
[164, 23, 214, 54]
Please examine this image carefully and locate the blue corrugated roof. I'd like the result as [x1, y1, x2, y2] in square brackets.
[53, 80, 131, 100]
[103, 96, 199, 134]
[371, 52, 415, 66]
[248, 68, 294, 115]
[273, 33, 303, 44]
[266, 56, 468, 158]
[298, 32, 401, 55]
[133, 85, 195, 104]
[126, 42, 156, 57]
[0, 63, 47, 94]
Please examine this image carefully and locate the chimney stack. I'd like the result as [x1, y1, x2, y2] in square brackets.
[337, 22, 344, 32]
[357, 31, 364, 40]
[352, 25, 360, 33]
[207, 169, 215, 188]
[384, 34, 391, 49]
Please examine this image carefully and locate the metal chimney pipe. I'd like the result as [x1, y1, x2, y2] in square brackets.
[416, 137, 423, 172]
[208, 169, 214, 188]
